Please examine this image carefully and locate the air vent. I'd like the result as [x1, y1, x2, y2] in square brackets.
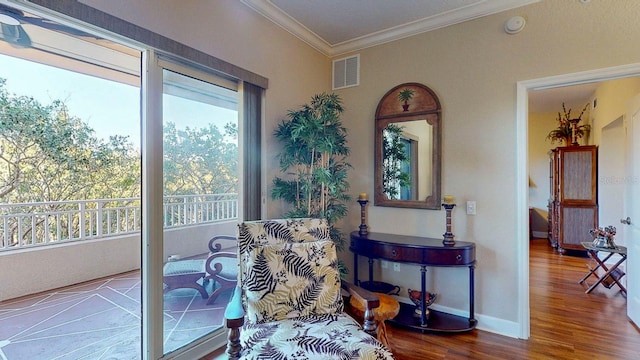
[332, 54, 359, 90]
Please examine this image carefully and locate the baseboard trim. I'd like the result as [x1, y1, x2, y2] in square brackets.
[395, 296, 521, 339]
[532, 231, 548, 239]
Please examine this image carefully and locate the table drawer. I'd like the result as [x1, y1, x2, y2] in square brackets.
[374, 244, 422, 263]
[422, 247, 475, 265]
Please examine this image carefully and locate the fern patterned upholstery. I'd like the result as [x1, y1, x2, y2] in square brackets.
[226, 218, 395, 359]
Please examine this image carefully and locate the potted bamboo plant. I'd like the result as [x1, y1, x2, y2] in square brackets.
[271, 93, 351, 274]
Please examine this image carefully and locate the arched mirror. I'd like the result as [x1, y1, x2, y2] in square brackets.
[374, 83, 441, 209]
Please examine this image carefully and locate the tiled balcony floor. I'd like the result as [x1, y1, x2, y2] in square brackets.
[0, 271, 230, 359]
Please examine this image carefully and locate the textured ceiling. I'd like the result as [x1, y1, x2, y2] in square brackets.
[241, 0, 539, 56]
[270, 0, 484, 45]
[529, 83, 598, 114]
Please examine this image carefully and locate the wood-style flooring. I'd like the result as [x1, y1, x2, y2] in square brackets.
[206, 239, 640, 359]
[382, 239, 639, 359]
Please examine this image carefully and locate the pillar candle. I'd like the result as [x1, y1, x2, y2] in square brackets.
[358, 192, 368, 201]
[443, 195, 454, 204]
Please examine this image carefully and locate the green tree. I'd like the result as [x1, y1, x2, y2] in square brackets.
[162, 121, 238, 196]
[0, 78, 139, 204]
[0, 78, 140, 244]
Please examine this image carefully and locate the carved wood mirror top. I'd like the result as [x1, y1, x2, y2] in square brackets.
[374, 83, 442, 209]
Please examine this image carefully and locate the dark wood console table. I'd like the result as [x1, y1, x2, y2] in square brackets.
[350, 231, 477, 333]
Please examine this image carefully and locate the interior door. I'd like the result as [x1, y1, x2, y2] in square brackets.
[625, 93, 640, 327]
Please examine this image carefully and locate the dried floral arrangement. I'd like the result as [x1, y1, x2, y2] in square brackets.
[546, 102, 591, 145]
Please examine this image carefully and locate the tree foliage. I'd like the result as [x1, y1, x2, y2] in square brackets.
[0, 76, 240, 206]
[0, 78, 140, 204]
[163, 121, 238, 196]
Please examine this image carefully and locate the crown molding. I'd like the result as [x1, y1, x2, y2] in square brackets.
[240, 0, 332, 55]
[241, 0, 540, 57]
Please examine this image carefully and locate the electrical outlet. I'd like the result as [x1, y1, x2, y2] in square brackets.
[393, 263, 401, 272]
[381, 260, 388, 269]
[466, 201, 477, 215]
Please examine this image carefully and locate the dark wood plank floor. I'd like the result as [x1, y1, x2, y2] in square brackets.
[383, 239, 640, 359]
[205, 239, 640, 359]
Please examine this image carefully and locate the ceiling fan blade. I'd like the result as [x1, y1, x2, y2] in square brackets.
[20, 16, 98, 39]
[0, 23, 31, 48]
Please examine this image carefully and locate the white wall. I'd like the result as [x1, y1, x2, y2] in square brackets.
[591, 77, 640, 246]
[0, 221, 236, 301]
[599, 117, 625, 245]
[0, 235, 140, 301]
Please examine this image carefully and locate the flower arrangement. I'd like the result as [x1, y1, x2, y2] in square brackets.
[546, 102, 590, 145]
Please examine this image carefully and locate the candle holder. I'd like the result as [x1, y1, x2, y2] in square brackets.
[569, 118, 580, 146]
[357, 199, 369, 236]
[442, 203, 456, 246]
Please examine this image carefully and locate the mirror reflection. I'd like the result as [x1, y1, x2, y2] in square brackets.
[382, 121, 432, 200]
[374, 83, 441, 209]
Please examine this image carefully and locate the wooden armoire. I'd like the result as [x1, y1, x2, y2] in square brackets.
[548, 145, 598, 253]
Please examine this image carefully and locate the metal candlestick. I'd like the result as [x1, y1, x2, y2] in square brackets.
[442, 203, 456, 246]
[357, 199, 369, 236]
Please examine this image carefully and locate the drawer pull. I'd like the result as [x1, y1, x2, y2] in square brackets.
[456, 254, 462, 262]
[391, 249, 397, 257]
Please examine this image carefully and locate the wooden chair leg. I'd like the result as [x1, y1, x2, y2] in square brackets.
[226, 318, 243, 359]
[363, 307, 378, 337]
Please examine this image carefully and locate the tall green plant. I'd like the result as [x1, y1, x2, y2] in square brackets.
[271, 93, 351, 259]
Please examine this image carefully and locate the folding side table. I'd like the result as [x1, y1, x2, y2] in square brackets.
[579, 242, 627, 297]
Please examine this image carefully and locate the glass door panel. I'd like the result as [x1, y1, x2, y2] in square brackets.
[0, 4, 142, 359]
[161, 68, 239, 355]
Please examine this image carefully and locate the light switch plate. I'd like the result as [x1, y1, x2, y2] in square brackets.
[466, 201, 476, 215]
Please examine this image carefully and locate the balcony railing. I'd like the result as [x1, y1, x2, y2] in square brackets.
[0, 193, 238, 251]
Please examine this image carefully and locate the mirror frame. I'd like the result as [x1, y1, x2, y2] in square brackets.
[374, 82, 442, 209]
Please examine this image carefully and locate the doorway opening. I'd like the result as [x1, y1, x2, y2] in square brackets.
[516, 63, 640, 339]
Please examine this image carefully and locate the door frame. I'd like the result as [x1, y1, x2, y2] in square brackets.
[516, 63, 640, 339]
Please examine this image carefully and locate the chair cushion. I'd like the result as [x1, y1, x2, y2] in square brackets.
[238, 218, 331, 286]
[244, 239, 343, 323]
[239, 313, 394, 360]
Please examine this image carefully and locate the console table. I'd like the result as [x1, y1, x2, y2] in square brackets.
[350, 231, 477, 332]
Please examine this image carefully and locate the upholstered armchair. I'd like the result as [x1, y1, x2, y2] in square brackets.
[204, 235, 238, 304]
[223, 218, 395, 359]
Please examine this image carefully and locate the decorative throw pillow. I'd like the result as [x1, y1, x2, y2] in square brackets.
[239, 218, 330, 247]
[238, 218, 331, 279]
[244, 239, 343, 323]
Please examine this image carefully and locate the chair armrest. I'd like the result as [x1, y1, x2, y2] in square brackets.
[342, 281, 380, 309]
[342, 281, 379, 337]
[225, 286, 244, 359]
[204, 252, 237, 277]
[224, 286, 245, 321]
[208, 235, 237, 253]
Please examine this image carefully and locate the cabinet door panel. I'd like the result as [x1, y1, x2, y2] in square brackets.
[559, 205, 598, 250]
[559, 146, 597, 204]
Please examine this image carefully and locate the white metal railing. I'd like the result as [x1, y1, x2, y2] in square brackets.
[0, 193, 238, 251]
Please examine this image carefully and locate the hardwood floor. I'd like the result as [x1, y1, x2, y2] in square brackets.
[205, 239, 639, 359]
[383, 239, 640, 359]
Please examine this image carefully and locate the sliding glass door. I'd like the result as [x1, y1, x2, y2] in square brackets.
[159, 63, 240, 355]
[1, 2, 261, 358]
